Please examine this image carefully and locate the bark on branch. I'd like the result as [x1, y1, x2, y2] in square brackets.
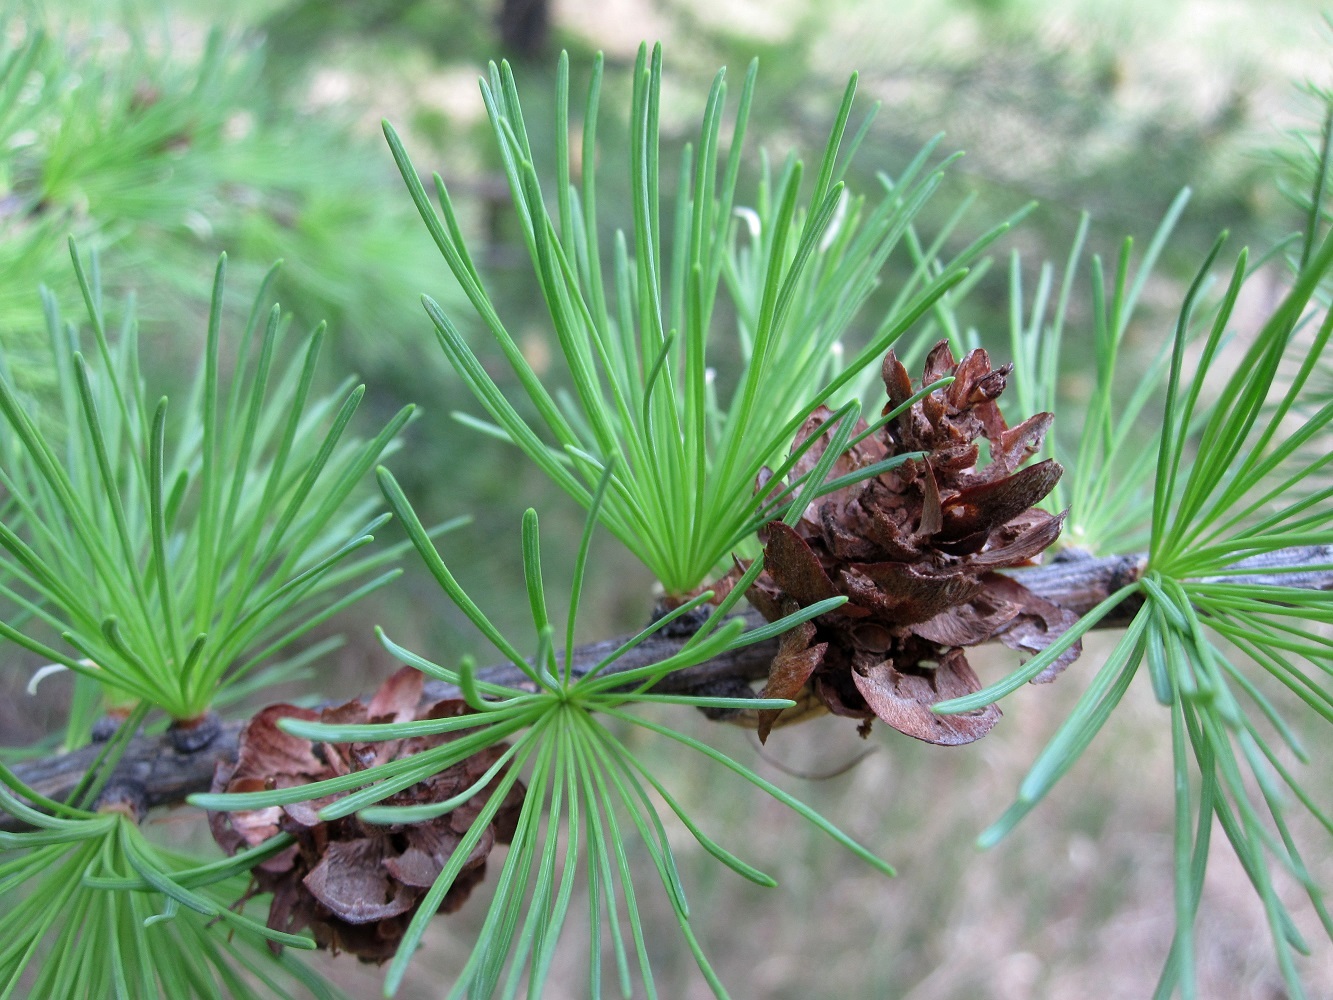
[4, 545, 1331, 832]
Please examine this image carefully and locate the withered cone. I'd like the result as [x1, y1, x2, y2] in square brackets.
[208, 668, 525, 962]
[742, 342, 1080, 745]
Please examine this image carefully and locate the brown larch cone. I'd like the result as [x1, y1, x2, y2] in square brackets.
[738, 342, 1081, 745]
[207, 667, 525, 962]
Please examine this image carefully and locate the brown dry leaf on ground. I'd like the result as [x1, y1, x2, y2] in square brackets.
[207, 668, 525, 962]
[739, 343, 1081, 744]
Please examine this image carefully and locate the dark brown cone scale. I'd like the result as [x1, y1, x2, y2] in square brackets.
[742, 342, 1081, 745]
[207, 667, 525, 962]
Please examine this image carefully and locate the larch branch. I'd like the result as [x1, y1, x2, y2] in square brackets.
[4, 545, 1330, 832]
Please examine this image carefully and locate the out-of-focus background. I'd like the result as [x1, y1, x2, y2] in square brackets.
[3, 0, 1332, 996]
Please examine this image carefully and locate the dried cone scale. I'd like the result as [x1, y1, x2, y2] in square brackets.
[208, 668, 525, 961]
[743, 342, 1081, 745]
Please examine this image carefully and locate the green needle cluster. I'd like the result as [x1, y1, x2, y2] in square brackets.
[1006, 191, 1194, 549]
[0, 246, 417, 723]
[193, 442, 894, 999]
[0, 765, 340, 999]
[389, 42, 1019, 596]
[935, 142, 1333, 1000]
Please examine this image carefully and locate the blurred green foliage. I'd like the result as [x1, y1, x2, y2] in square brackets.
[0, 11, 450, 389]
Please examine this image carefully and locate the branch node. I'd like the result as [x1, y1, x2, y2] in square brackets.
[95, 778, 149, 823]
[167, 711, 222, 754]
